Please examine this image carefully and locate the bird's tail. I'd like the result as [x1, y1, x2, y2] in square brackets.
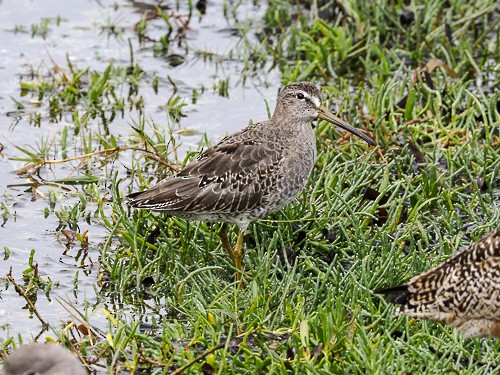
[375, 284, 410, 305]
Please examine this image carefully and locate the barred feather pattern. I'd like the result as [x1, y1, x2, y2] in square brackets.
[127, 82, 321, 230]
[387, 227, 500, 337]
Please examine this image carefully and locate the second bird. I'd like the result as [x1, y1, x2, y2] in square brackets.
[127, 82, 376, 277]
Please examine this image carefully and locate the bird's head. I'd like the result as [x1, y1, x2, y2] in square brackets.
[274, 82, 376, 146]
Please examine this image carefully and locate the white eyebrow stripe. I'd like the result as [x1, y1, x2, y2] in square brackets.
[312, 96, 321, 108]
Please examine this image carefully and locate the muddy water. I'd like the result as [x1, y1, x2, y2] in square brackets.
[0, 0, 279, 341]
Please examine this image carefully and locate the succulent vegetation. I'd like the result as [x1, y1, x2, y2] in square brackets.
[1, 0, 499, 373]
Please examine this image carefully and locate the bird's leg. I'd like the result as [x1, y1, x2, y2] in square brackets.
[218, 223, 235, 264]
[233, 229, 245, 278]
[219, 224, 246, 288]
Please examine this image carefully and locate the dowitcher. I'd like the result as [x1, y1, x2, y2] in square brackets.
[128, 82, 376, 276]
[4, 343, 87, 375]
[379, 226, 500, 337]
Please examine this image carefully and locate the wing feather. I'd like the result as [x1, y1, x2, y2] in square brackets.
[127, 124, 282, 215]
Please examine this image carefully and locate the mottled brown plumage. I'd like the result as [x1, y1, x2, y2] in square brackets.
[379, 227, 500, 337]
[128, 82, 375, 276]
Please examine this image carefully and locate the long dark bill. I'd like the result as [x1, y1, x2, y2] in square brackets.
[318, 105, 376, 146]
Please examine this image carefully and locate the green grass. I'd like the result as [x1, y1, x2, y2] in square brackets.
[1, 0, 500, 373]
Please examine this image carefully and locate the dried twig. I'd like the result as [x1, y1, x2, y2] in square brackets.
[6, 267, 47, 327]
[15, 146, 179, 175]
[170, 342, 225, 375]
[137, 346, 168, 368]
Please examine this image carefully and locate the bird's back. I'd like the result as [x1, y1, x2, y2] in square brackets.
[127, 119, 316, 227]
[4, 343, 86, 375]
[380, 227, 500, 337]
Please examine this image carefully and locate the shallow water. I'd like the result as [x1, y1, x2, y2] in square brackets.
[0, 0, 279, 341]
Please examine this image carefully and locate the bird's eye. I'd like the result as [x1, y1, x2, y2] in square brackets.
[296, 92, 305, 100]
